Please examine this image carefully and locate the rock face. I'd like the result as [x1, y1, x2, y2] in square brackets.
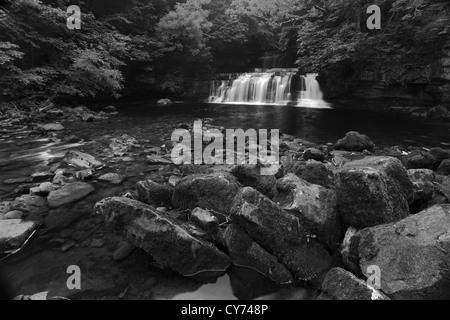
[283, 160, 334, 188]
[403, 150, 437, 170]
[0, 220, 38, 252]
[335, 156, 414, 228]
[351, 205, 450, 299]
[47, 182, 94, 208]
[224, 224, 293, 284]
[63, 150, 103, 170]
[135, 179, 173, 208]
[172, 172, 241, 215]
[274, 174, 343, 250]
[95, 197, 231, 277]
[333, 131, 375, 152]
[231, 164, 276, 198]
[230, 187, 335, 281]
[319, 268, 389, 300]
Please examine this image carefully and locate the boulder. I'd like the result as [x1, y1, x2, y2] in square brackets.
[39, 182, 54, 194]
[353, 205, 450, 299]
[224, 224, 293, 284]
[303, 148, 325, 162]
[157, 98, 172, 106]
[274, 174, 343, 250]
[135, 179, 173, 208]
[437, 159, 450, 175]
[408, 169, 438, 213]
[0, 201, 12, 215]
[191, 208, 220, 234]
[335, 156, 413, 228]
[231, 164, 276, 198]
[402, 150, 437, 170]
[12, 195, 47, 215]
[74, 169, 93, 181]
[168, 176, 181, 187]
[95, 197, 230, 277]
[333, 131, 375, 152]
[98, 173, 126, 185]
[47, 182, 94, 208]
[230, 187, 335, 281]
[318, 268, 389, 300]
[429, 147, 450, 164]
[283, 160, 334, 188]
[0, 220, 38, 252]
[172, 172, 241, 215]
[63, 150, 103, 170]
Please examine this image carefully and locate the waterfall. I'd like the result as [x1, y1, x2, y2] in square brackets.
[209, 70, 329, 108]
[302, 73, 323, 100]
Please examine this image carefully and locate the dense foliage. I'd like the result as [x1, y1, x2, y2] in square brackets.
[0, 0, 448, 103]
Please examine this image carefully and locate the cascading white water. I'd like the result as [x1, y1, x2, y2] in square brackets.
[209, 70, 329, 108]
[302, 73, 323, 100]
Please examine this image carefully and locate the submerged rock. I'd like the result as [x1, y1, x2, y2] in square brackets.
[230, 187, 335, 282]
[63, 150, 103, 170]
[47, 182, 94, 208]
[335, 156, 413, 228]
[172, 172, 241, 215]
[36, 123, 64, 132]
[349, 205, 450, 299]
[333, 131, 375, 152]
[0, 220, 38, 252]
[274, 174, 343, 251]
[224, 224, 293, 284]
[318, 268, 389, 300]
[135, 179, 173, 208]
[98, 173, 126, 185]
[95, 197, 230, 278]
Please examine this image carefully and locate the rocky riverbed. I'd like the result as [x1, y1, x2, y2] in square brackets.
[0, 104, 450, 300]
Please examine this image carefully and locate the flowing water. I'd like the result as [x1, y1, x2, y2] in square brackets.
[0, 100, 449, 300]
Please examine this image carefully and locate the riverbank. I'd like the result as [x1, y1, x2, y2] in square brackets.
[0, 102, 449, 300]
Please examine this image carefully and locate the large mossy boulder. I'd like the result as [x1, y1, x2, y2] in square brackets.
[343, 205, 450, 300]
[95, 197, 230, 278]
[335, 156, 413, 228]
[172, 172, 241, 215]
[274, 174, 343, 251]
[230, 187, 335, 282]
[333, 131, 375, 152]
